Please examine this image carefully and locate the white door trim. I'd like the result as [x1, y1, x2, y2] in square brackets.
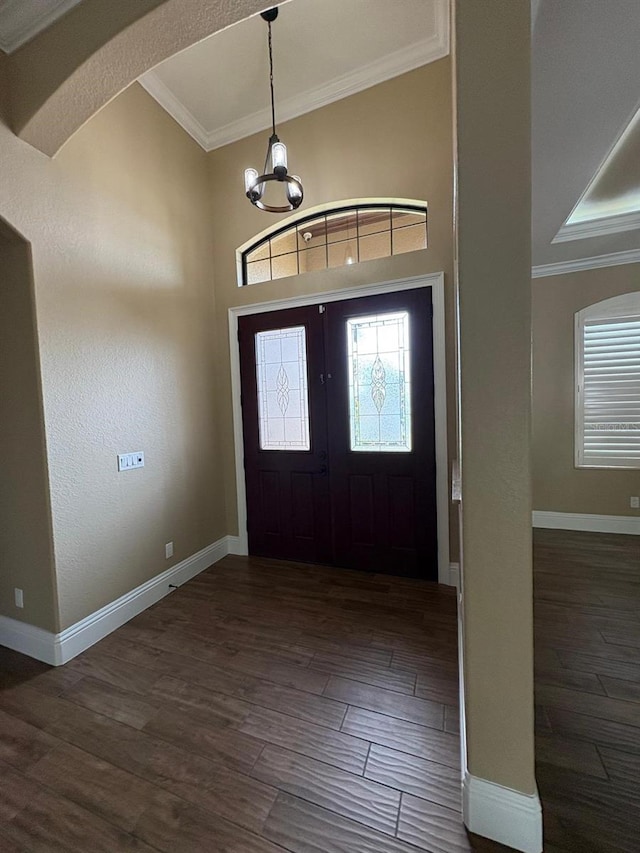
[228, 272, 451, 584]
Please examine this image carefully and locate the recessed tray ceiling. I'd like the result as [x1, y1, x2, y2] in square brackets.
[138, 0, 449, 152]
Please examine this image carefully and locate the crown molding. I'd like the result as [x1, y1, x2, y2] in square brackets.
[552, 209, 640, 243]
[140, 0, 449, 153]
[137, 74, 210, 150]
[532, 247, 640, 278]
[0, 0, 82, 53]
[205, 31, 449, 151]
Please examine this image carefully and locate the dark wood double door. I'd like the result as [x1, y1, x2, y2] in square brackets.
[239, 288, 437, 579]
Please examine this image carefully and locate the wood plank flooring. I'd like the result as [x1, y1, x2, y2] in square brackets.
[534, 529, 640, 853]
[0, 530, 637, 851]
[0, 555, 490, 853]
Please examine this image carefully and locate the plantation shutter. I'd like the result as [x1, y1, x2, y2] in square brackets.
[579, 316, 640, 467]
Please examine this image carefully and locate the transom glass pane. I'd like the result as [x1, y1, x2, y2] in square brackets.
[347, 311, 412, 453]
[255, 326, 311, 451]
[241, 204, 427, 285]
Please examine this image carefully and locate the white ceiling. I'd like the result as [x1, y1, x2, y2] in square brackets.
[532, 0, 640, 268]
[0, 0, 82, 52]
[554, 103, 640, 243]
[138, 0, 449, 152]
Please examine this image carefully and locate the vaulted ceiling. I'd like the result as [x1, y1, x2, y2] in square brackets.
[1, 0, 639, 271]
[532, 0, 640, 270]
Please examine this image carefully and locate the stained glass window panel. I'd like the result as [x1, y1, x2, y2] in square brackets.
[347, 312, 412, 452]
[255, 326, 311, 451]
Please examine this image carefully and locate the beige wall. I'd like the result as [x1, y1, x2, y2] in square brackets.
[0, 227, 57, 631]
[455, 0, 536, 799]
[0, 83, 224, 630]
[533, 263, 640, 516]
[207, 61, 457, 556]
[0, 49, 9, 126]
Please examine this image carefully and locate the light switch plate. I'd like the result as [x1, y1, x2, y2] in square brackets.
[118, 451, 144, 471]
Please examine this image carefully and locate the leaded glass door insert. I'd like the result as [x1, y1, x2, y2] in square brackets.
[255, 326, 311, 451]
[347, 312, 412, 452]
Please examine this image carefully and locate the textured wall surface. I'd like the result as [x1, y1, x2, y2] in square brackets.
[0, 50, 9, 127]
[0, 228, 57, 632]
[0, 83, 224, 630]
[8, 0, 286, 155]
[455, 0, 536, 795]
[207, 61, 457, 556]
[533, 263, 640, 515]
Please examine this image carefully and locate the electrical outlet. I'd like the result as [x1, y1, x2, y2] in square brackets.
[118, 451, 144, 472]
[14, 588, 24, 608]
[165, 541, 174, 559]
[631, 496, 640, 509]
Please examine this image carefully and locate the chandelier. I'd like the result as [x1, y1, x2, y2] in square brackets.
[244, 8, 303, 213]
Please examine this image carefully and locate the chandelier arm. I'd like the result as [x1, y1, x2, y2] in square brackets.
[245, 172, 303, 213]
[262, 138, 271, 177]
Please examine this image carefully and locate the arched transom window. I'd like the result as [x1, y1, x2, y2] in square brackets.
[240, 203, 427, 286]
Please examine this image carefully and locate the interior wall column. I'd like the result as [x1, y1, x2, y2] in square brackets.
[453, 2, 541, 851]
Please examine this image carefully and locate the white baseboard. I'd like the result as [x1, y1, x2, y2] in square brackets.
[533, 510, 640, 535]
[0, 618, 60, 665]
[449, 562, 460, 589]
[463, 772, 543, 853]
[0, 535, 235, 666]
[226, 534, 247, 555]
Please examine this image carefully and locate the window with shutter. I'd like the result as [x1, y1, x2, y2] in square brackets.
[575, 292, 640, 469]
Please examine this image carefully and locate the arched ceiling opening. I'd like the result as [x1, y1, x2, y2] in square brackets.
[5, 0, 286, 156]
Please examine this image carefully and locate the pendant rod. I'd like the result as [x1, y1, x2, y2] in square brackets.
[268, 20, 277, 138]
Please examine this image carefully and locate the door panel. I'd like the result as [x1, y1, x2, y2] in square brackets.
[259, 471, 280, 536]
[290, 471, 315, 540]
[388, 476, 416, 548]
[239, 306, 332, 563]
[239, 288, 437, 579]
[349, 475, 376, 546]
[325, 289, 437, 578]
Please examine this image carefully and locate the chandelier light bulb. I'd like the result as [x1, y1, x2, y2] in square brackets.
[271, 141, 288, 173]
[244, 167, 259, 194]
[287, 176, 302, 203]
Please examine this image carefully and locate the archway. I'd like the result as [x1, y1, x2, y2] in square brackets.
[9, 0, 291, 156]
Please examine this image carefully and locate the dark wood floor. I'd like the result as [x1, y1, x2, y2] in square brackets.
[0, 530, 637, 851]
[534, 529, 640, 853]
[0, 554, 506, 852]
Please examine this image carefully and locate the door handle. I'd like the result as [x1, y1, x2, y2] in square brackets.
[318, 464, 328, 476]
